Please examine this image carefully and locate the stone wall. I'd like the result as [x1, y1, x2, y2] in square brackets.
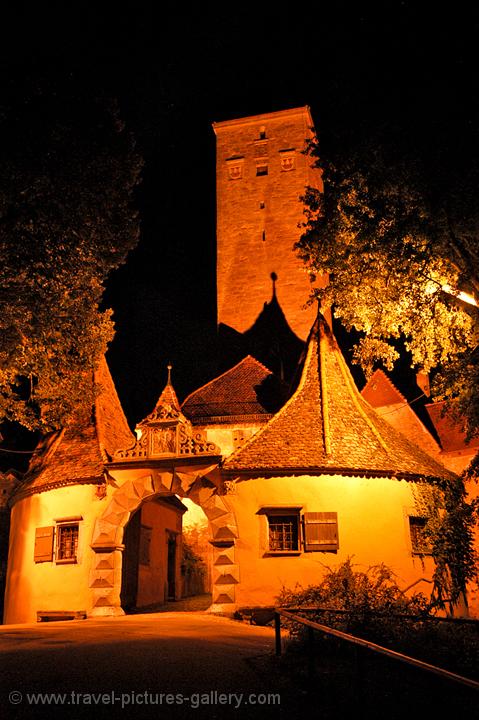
[214, 107, 323, 340]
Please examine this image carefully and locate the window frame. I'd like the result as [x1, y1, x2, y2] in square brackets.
[408, 515, 432, 556]
[259, 506, 302, 556]
[55, 521, 80, 564]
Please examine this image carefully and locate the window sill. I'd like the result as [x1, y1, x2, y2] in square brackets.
[263, 551, 301, 557]
[55, 558, 78, 565]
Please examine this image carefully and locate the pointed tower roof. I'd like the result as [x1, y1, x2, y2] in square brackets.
[13, 357, 134, 502]
[182, 355, 282, 424]
[140, 363, 182, 425]
[224, 319, 455, 481]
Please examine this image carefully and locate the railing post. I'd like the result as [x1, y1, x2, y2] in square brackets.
[274, 611, 282, 656]
[307, 625, 316, 682]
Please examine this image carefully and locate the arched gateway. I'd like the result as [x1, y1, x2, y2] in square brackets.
[89, 375, 239, 617]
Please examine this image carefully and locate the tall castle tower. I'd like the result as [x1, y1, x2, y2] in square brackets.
[213, 106, 322, 342]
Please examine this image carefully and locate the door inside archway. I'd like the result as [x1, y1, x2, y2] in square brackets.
[119, 495, 185, 612]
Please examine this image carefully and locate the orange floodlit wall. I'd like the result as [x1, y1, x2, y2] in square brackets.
[4, 485, 100, 624]
[214, 107, 323, 341]
[220, 473, 436, 609]
[3, 483, 185, 625]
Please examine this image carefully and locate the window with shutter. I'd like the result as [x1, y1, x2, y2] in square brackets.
[34, 526, 54, 562]
[303, 512, 339, 552]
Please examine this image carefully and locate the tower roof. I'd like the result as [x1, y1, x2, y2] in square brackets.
[13, 357, 134, 502]
[182, 355, 277, 424]
[140, 365, 182, 425]
[223, 319, 456, 481]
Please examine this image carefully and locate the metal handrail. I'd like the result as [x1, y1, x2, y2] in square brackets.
[274, 608, 479, 691]
[280, 606, 479, 624]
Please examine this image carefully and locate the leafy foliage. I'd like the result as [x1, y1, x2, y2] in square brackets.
[276, 559, 479, 679]
[413, 479, 479, 610]
[0, 75, 143, 431]
[296, 139, 479, 436]
[278, 558, 429, 628]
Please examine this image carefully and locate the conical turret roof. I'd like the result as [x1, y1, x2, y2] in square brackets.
[13, 357, 134, 501]
[224, 318, 456, 481]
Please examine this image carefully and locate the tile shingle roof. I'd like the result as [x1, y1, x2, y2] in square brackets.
[14, 357, 134, 499]
[361, 369, 407, 407]
[182, 355, 275, 423]
[224, 319, 456, 481]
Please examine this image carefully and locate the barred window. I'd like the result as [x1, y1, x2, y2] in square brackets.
[56, 524, 79, 563]
[268, 514, 299, 552]
[409, 516, 432, 554]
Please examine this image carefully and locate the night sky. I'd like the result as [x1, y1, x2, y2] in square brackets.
[2, 2, 478, 427]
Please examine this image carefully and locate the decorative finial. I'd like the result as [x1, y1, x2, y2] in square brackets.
[167, 362, 172, 385]
[271, 271, 277, 298]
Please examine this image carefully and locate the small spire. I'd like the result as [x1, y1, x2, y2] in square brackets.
[271, 271, 277, 298]
[167, 362, 172, 385]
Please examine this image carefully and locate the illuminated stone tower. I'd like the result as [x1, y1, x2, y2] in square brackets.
[213, 106, 322, 342]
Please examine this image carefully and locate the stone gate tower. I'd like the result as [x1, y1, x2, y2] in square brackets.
[213, 106, 322, 342]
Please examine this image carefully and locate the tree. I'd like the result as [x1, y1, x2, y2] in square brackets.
[0, 75, 143, 431]
[296, 136, 479, 437]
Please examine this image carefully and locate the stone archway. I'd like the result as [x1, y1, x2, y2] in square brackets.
[89, 469, 239, 617]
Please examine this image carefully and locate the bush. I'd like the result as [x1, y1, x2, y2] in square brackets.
[276, 559, 479, 678]
[278, 558, 429, 630]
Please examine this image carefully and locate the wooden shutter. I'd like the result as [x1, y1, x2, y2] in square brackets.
[303, 512, 339, 552]
[34, 526, 54, 562]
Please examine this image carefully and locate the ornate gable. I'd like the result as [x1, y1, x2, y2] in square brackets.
[114, 367, 220, 461]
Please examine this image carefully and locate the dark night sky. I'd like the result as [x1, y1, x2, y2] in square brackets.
[2, 2, 478, 427]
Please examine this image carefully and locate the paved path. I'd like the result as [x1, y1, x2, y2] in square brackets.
[0, 612, 303, 719]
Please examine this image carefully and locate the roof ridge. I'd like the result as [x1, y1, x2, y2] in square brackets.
[94, 356, 134, 461]
[333, 339, 389, 453]
[182, 355, 271, 408]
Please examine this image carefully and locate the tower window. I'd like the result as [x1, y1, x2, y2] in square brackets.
[259, 201, 265, 209]
[256, 164, 268, 176]
[259, 126, 266, 139]
[262, 230, 266, 242]
[56, 523, 79, 563]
